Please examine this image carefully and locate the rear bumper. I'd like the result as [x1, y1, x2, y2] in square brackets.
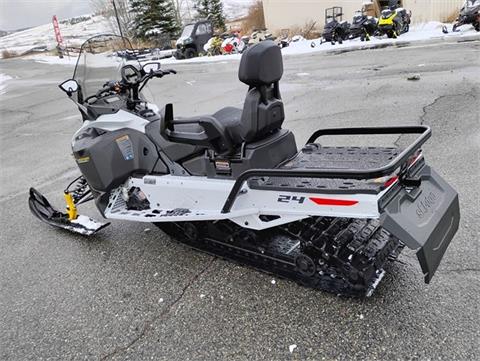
[380, 164, 460, 283]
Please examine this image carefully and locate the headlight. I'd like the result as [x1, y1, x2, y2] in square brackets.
[177, 37, 193, 46]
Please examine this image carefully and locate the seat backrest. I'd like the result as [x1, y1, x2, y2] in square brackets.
[238, 41, 285, 142]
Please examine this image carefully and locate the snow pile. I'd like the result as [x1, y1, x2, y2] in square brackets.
[0, 15, 109, 57]
[0, 74, 13, 95]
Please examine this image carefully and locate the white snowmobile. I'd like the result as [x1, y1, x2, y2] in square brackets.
[29, 35, 460, 296]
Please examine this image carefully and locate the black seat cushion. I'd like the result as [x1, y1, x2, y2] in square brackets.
[212, 106, 244, 145]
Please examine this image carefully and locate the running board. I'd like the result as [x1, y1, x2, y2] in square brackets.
[29, 188, 109, 236]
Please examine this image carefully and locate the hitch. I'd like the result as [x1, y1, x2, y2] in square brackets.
[400, 176, 422, 187]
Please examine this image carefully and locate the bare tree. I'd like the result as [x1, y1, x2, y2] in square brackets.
[241, 1, 265, 33]
[90, 0, 136, 38]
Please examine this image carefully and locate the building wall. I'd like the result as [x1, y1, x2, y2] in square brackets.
[262, 0, 465, 32]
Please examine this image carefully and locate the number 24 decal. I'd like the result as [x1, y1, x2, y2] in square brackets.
[277, 195, 305, 204]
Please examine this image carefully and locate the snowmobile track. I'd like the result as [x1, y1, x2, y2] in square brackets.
[155, 217, 403, 297]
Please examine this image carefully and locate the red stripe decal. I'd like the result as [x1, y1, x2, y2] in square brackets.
[384, 176, 399, 188]
[309, 197, 358, 206]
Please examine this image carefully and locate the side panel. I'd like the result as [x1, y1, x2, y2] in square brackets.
[72, 128, 164, 192]
[104, 175, 381, 229]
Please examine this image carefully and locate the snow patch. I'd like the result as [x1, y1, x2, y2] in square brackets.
[0, 73, 13, 95]
[289, 344, 297, 353]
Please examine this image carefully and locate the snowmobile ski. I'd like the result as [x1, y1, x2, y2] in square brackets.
[29, 188, 109, 236]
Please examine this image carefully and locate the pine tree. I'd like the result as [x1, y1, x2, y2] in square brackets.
[195, 0, 226, 31]
[130, 0, 180, 39]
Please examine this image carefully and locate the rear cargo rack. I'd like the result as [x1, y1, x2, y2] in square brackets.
[221, 126, 431, 213]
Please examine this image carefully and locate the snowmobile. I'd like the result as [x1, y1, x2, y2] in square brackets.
[377, 6, 411, 38]
[29, 35, 461, 297]
[322, 8, 351, 45]
[203, 36, 223, 56]
[221, 34, 246, 55]
[349, 10, 378, 41]
[452, 0, 480, 32]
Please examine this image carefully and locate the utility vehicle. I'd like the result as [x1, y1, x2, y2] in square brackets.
[29, 35, 460, 297]
[174, 20, 213, 59]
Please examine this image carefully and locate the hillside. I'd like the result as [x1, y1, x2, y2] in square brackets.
[0, 1, 254, 57]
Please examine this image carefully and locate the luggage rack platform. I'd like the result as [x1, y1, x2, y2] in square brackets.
[249, 145, 401, 194]
[222, 126, 432, 213]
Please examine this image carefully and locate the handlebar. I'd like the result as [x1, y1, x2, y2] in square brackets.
[84, 68, 177, 103]
[138, 68, 176, 92]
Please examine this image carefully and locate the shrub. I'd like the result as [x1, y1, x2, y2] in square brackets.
[1, 49, 18, 59]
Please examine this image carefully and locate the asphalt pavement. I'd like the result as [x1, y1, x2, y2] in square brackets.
[0, 40, 479, 360]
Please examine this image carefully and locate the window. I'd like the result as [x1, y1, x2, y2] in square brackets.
[196, 24, 207, 35]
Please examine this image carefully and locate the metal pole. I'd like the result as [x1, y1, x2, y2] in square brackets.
[112, 0, 124, 38]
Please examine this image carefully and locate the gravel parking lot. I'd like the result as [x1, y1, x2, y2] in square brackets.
[1, 40, 479, 360]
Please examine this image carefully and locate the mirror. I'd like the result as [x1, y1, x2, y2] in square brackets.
[59, 79, 79, 96]
[121, 65, 141, 84]
[143, 62, 161, 74]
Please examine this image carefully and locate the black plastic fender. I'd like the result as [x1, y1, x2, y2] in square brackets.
[380, 165, 460, 283]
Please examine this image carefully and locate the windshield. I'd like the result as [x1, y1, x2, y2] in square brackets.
[73, 34, 141, 100]
[382, 9, 394, 18]
[181, 25, 194, 38]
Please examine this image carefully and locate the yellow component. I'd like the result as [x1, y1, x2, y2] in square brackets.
[64, 192, 78, 220]
[76, 156, 90, 164]
[378, 12, 396, 26]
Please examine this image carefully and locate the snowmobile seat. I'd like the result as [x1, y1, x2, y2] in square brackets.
[160, 41, 285, 154]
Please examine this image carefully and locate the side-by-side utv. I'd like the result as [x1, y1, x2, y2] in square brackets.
[174, 20, 213, 59]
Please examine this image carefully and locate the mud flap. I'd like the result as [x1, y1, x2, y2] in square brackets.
[29, 188, 109, 236]
[380, 166, 460, 283]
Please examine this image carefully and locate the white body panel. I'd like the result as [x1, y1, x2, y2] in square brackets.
[104, 174, 388, 231]
[71, 103, 160, 145]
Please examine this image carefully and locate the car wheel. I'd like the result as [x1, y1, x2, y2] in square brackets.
[184, 48, 197, 59]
